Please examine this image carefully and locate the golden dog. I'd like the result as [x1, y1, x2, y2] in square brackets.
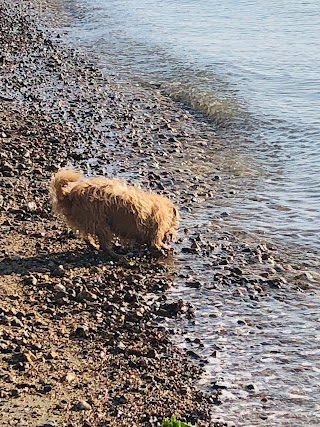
[50, 169, 179, 258]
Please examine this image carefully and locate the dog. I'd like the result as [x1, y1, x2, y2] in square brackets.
[50, 168, 180, 259]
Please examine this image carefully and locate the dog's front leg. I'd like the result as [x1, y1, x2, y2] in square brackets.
[150, 229, 171, 257]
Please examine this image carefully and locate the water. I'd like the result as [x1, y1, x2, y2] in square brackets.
[66, 0, 320, 253]
[168, 266, 320, 426]
[54, 1, 320, 425]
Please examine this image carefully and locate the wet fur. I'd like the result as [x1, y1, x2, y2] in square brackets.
[50, 169, 180, 258]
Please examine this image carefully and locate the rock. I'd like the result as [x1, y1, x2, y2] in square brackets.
[31, 342, 42, 352]
[232, 267, 243, 275]
[116, 341, 127, 352]
[26, 201, 37, 211]
[40, 421, 56, 427]
[245, 384, 256, 392]
[23, 275, 38, 286]
[53, 284, 66, 293]
[186, 280, 202, 289]
[125, 309, 144, 323]
[21, 351, 37, 363]
[11, 317, 24, 328]
[77, 290, 98, 302]
[113, 395, 128, 405]
[73, 324, 89, 338]
[61, 371, 76, 383]
[156, 300, 185, 318]
[1, 161, 14, 173]
[74, 400, 92, 411]
[45, 351, 58, 360]
[0, 315, 10, 325]
[146, 349, 158, 358]
[297, 271, 320, 282]
[179, 386, 191, 395]
[10, 388, 20, 397]
[181, 247, 199, 254]
[190, 241, 201, 251]
[186, 350, 201, 360]
[208, 310, 222, 318]
[42, 383, 53, 394]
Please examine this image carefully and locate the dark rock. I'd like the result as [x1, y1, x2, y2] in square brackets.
[182, 247, 199, 254]
[113, 395, 128, 405]
[245, 384, 256, 392]
[41, 383, 53, 394]
[186, 280, 202, 289]
[186, 350, 201, 360]
[40, 421, 56, 427]
[73, 325, 89, 338]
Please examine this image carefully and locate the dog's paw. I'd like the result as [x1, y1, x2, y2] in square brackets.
[103, 249, 130, 265]
[118, 256, 131, 267]
[150, 248, 169, 259]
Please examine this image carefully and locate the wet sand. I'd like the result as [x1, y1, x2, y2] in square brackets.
[0, 1, 318, 427]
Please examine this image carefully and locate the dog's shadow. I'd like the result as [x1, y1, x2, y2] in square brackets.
[0, 248, 175, 277]
[0, 249, 103, 277]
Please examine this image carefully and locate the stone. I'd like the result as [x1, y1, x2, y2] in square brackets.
[45, 351, 58, 360]
[54, 284, 66, 293]
[74, 400, 92, 411]
[61, 371, 77, 383]
[21, 351, 36, 363]
[74, 324, 89, 338]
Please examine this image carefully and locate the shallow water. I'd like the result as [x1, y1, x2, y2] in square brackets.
[52, 1, 320, 425]
[166, 236, 320, 426]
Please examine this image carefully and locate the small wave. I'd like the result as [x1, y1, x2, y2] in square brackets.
[163, 82, 246, 128]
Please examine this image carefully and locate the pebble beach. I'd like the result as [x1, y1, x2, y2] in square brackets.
[1, 1, 319, 427]
[0, 2, 217, 425]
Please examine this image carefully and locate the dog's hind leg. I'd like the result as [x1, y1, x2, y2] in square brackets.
[96, 228, 121, 260]
[84, 235, 99, 250]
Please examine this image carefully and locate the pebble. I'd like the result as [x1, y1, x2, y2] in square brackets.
[74, 324, 89, 338]
[45, 351, 58, 360]
[53, 284, 66, 293]
[74, 400, 92, 411]
[245, 384, 257, 393]
[21, 351, 36, 363]
[11, 317, 24, 327]
[23, 275, 38, 286]
[41, 421, 56, 427]
[61, 371, 77, 383]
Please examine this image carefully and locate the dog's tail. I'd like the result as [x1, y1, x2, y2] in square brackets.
[50, 168, 81, 203]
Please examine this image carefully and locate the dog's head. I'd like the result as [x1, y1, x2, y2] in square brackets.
[164, 206, 180, 242]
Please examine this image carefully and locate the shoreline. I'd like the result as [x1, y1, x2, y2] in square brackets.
[0, 1, 215, 426]
[1, 1, 319, 427]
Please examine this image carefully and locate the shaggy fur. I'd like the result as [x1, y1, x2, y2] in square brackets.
[50, 168, 180, 258]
